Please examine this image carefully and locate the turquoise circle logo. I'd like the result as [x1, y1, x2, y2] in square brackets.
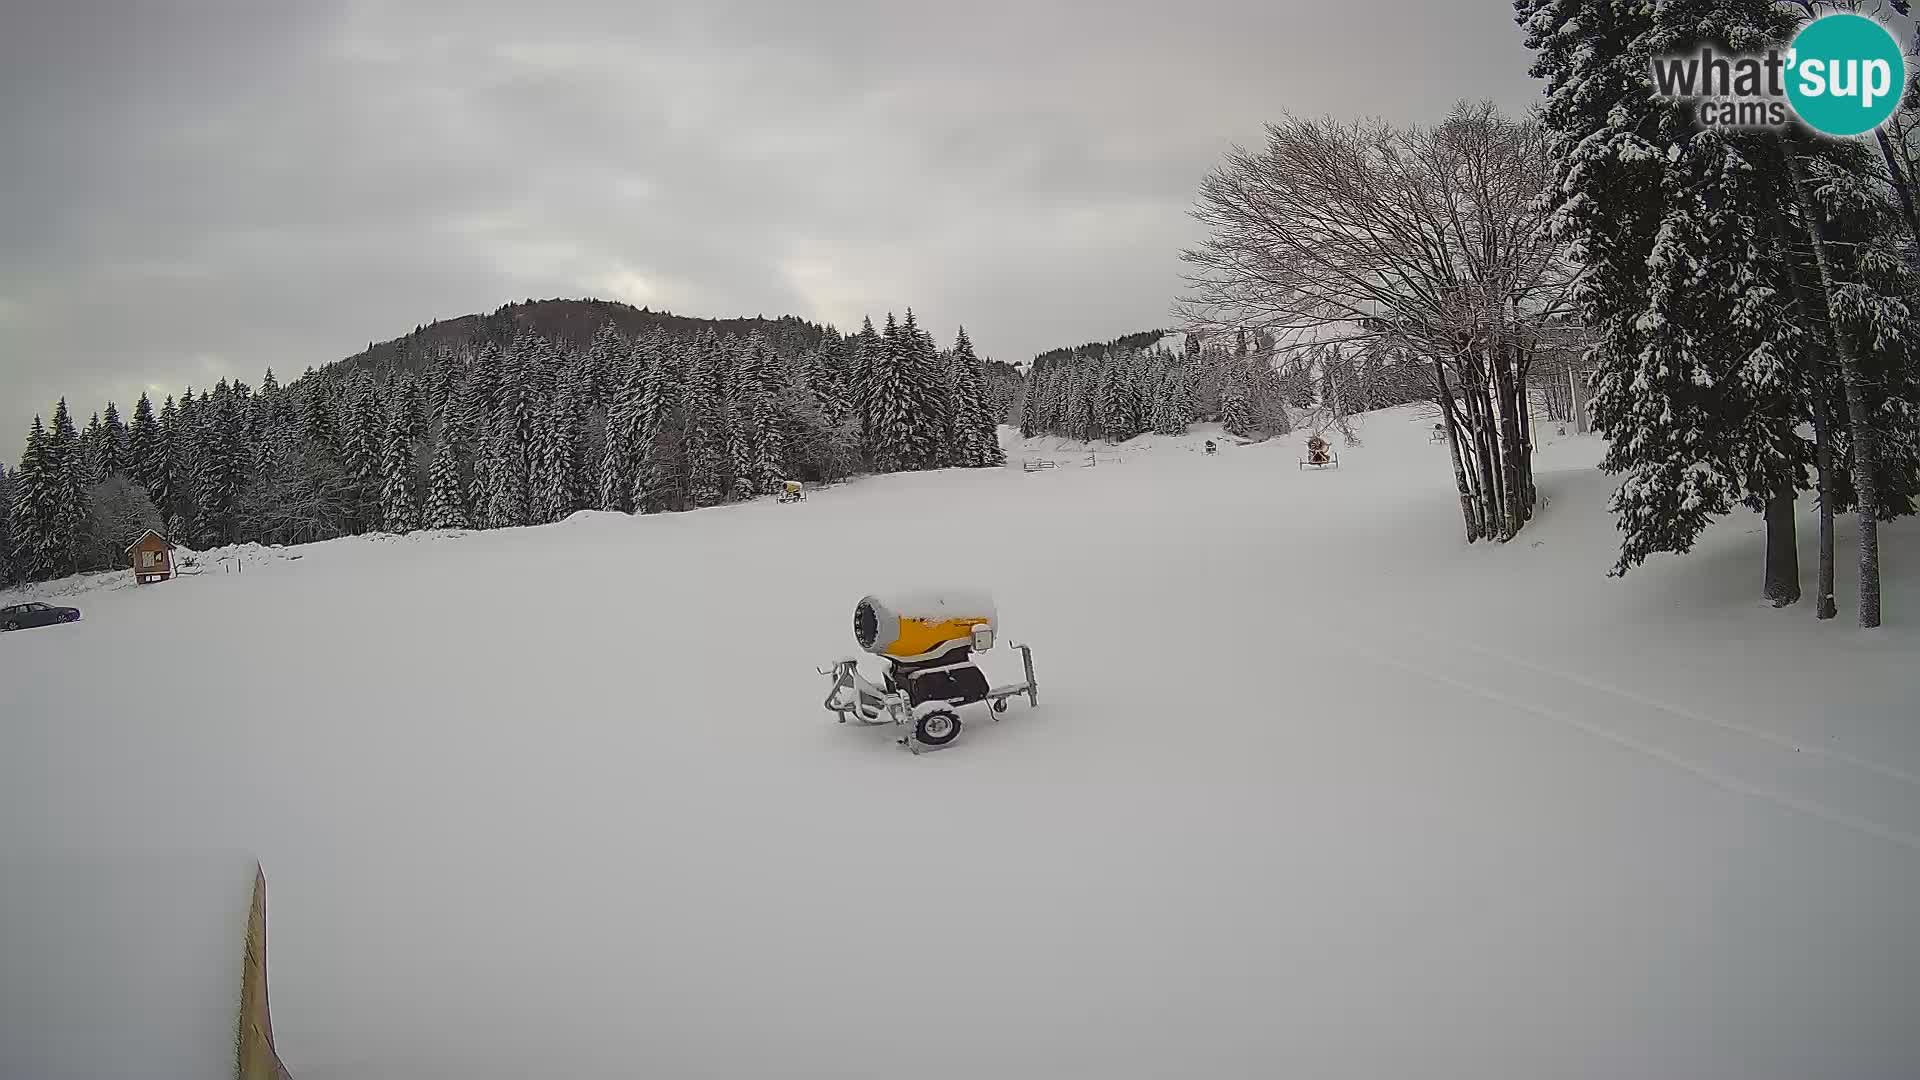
[1786, 13, 1905, 137]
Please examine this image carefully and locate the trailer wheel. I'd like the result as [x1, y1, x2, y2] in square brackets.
[991, 698, 1008, 714]
[915, 708, 962, 746]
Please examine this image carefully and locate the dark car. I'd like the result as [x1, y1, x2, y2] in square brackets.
[0, 601, 81, 631]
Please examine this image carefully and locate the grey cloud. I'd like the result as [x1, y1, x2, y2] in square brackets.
[0, 0, 1539, 441]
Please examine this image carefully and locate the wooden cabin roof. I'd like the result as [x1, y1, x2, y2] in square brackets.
[126, 530, 175, 555]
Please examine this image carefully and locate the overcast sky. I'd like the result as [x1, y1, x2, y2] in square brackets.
[0, 0, 1538, 441]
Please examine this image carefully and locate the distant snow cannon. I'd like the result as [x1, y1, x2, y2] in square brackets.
[822, 588, 1038, 753]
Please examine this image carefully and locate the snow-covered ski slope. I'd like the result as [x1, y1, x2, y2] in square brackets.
[4, 406, 1918, 1080]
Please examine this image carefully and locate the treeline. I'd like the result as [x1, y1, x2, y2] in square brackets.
[1017, 328, 1433, 443]
[0, 309, 1014, 586]
[1030, 329, 1171, 368]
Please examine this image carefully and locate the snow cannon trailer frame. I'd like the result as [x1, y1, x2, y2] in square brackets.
[818, 591, 1039, 753]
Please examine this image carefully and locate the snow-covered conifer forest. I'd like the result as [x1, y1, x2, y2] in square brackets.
[0, 303, 1014, 585]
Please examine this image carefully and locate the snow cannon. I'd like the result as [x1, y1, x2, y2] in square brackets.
[853, 589, 997, 662]
[821, 588, 1038, 754]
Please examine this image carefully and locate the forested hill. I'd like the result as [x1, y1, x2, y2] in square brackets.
[333, 298, 834, 379]
[1, 301, 1019, 589]
[1030, 329, 1173, 368]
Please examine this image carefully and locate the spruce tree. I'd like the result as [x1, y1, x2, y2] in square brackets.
[100, 401, 127, 477]
[682, 337, 724, 507]
[1523, 0, 1816, 582]
[0, 465, 15, 587]
[584, 323, 625, 412]
[303, 376, 340, 458]
[723, 336, 756, 494]
[462, 342, 503, 439]
[380, 405, 422, 534]
[195, 383, 247, 546]
[949, 327, 1001, 465]
[46, 400, 87, 573]
[127, 393, 160, 493]
[809, 338, 848, 425]
[733, 332, 786, 493]
[528, 392, 578, 524]
[853, 316, 881, 452]
[482, 408, 529, 528]
[11, 419, 62, 581]
[898, 310, 947, 468]
[632, 338, 687, 513]
[150, 397, 183, 538]
[1098, 363, 1133, 442]
[1220, 360, 1253, 437]
[81, 413, 107, 484]
[864, 313, 916, 471]
[599, 345, 643, 513]
[341, 373, 383, 532]
[426, 427, 470, 530]
[1153, 369, 1189, 435]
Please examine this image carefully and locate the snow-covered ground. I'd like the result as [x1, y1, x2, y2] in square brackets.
[4, 407, 1918, 1080]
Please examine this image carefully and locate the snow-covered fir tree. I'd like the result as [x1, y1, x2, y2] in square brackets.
[81, 413, 107, 485]
[0, 466, 16, 587]
[1152, 368, 1189, 435]
[481, 407, 528, 528]
[864, 313, 917, 472]
[46, 401, 88, 572]
[425, 426, 470, 531]
[1524, 0, 1814, 577]
[853, 316, 881, 452]
[380, 399, 423, 534]
[528, 391, 579, 524]
[341, 372, 383, 532]
[681, 335, 725, 508]
[598, 346, 642, 514]
[195, 382, 248, 546]
[101, 401, 128, 477]
[10, 419, 62, 580]
[948, 327, 1002, 466]
[897, 310, 948, 469]
[127, 393, 160, 493]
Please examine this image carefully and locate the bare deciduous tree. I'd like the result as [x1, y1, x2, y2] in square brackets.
[1180, 101, 1577, 542]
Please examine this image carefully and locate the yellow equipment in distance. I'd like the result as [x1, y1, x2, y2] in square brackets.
[854, 589, 997, 662]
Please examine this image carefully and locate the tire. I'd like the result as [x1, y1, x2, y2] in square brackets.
[991, 698, 1008, 714]
[914, 708, 962, 747]
[1, 621, 15, 632]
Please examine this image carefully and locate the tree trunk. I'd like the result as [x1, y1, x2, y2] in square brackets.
[1770, 185, 1838, 621]
[1433, 359, 1481, 543]
[1764, 482, 1801, 607]
[1788, 147, 1884, 629]
[1466, 372, 1497, 534]
[1570, 366, 1592, 434]
[1510, 343, 1537, 518]
[1461, 357, 1505, 539]
[1493, 349, 1527, 535]
[1811, 388, 1839, 620]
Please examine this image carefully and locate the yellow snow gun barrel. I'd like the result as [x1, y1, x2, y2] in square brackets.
[853, 590, 997, 661]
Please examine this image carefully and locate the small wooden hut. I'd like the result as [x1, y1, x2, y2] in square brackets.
[128, 530, 176, 584]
